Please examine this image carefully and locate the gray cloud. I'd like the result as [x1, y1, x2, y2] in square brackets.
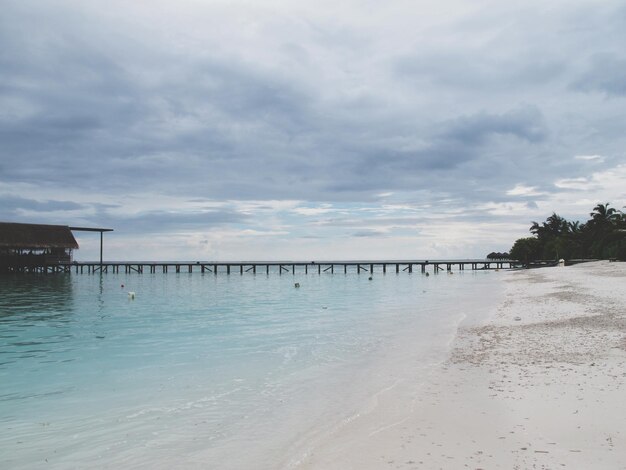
[570, 53, 626, 96]
[0, 195, 87, 218]
[111, 209, 249, 234]
[1, 0, 625, 252]
[439, 107, 546, 145]
[395, 51, 566, 92]
[351, 229, 387, 238]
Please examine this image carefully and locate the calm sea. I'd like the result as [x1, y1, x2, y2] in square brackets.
[0, 269, 500, 469]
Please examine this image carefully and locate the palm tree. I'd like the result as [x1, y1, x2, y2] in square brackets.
[590, 203, 619, 225]
[588, 203, 622, 258]
[568, 221, 582, 234]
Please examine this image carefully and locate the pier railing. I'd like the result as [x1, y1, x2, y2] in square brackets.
[5, 259, 523, 274]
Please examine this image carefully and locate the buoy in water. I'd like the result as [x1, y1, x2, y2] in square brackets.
[294, 283, 300, 288]
[368, 276, 373, 281]
[425, 272, 430, 277]
[128, 291, 136, 299]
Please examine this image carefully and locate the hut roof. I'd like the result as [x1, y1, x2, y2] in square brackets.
[0, 222, 79, 250]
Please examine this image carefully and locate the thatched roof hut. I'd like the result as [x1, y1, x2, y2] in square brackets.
[0, 222, 79, 250]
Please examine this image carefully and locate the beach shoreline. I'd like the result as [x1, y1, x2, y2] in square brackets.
[295, 261, 626, 469]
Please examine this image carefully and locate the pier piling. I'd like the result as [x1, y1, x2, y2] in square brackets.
[16, 260, 519, 275]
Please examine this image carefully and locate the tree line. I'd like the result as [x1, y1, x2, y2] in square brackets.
[509, 203, 626, 262]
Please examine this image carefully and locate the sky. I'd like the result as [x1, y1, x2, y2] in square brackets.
[1, 0, 625, 261]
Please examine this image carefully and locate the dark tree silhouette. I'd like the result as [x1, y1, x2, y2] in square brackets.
[509, 202, 625, 262]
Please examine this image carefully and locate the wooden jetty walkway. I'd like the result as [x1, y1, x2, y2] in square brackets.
[18, 259, 520, 274]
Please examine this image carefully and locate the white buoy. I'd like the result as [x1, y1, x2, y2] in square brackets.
[128, 291, 136, 300]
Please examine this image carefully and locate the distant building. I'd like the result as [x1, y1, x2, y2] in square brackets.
[486, 251, 510, 260]
[0, 222, 79, 271]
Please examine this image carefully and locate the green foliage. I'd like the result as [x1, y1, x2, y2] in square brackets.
[510, 202, 626, 262]
[509, 237, 541, 262]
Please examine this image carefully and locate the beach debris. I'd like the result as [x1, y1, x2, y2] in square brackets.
[128, 291, 136, 299]
[294, 282, 300, 288]
[514, 316, 522, 321]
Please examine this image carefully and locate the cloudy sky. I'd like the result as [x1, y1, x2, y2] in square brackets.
[1, 0, 625, 261]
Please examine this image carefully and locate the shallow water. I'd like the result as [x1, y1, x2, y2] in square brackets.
[0, 270, 500, 469]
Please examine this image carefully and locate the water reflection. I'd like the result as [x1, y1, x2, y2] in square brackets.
[0, 274, 74, 367]
[0, 274, 74, 320]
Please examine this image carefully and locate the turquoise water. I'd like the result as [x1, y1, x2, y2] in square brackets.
[0, 270, 499, 469]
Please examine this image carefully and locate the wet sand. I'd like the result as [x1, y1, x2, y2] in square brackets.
[296, 261, 626, 469]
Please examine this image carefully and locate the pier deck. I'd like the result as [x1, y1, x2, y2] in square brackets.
[9, 259, 520, 274]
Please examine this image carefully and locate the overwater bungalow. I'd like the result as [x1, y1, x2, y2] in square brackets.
[0, 222, 79, 272]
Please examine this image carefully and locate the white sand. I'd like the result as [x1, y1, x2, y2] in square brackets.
[293, 261, 626, 469]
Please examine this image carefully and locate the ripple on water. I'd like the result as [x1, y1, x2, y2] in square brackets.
[0, 271, 499, 469]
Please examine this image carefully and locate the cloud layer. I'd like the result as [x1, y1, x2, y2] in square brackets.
[1, 0, 625, 260]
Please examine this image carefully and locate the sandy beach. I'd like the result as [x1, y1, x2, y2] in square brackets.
[295, 261, 626, 469]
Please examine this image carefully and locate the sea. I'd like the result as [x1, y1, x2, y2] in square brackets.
[0, 266, 501, 469]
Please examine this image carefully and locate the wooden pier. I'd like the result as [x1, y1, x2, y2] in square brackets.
[57, 259, 519, 275]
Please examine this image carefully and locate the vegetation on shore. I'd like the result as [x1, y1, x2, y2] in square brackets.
[509, 203, 626, 262]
